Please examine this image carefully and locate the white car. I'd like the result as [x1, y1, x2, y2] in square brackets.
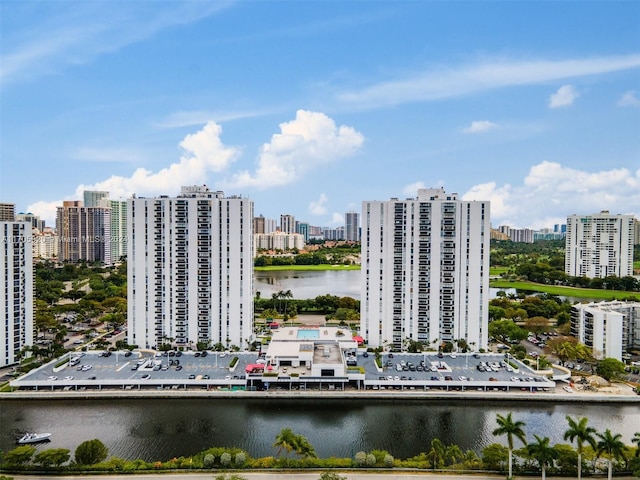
[47, 375, 57, 381]
[63, 376, 74, 381]
[563, 386, 573, 393]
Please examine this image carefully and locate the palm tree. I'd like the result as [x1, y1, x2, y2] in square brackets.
[526, 434, 558, 480]
[295, 434, 317, 459]
[596, 429, 626, 480]
[282, 289, 293, 324]
[632, 432, 640, 457]
[564, 415, 597, 480]
[273, 428, 297, 466]
[426, 438, 446, 470]
[493, 412, 527, 479]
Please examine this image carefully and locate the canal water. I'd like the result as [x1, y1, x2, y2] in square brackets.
[3, 270, 631, 462]
[1, 398, 637, 461]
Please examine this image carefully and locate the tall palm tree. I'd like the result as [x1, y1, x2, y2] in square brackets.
[596, 429, 626, 480]
[426, 438, 446, 470]
[295, 434, 317, 459]
[493, 412, 527, 479]
[273, 428, 297, 466]
[526, 434, 558, 480]
[564, 415, 597, 480]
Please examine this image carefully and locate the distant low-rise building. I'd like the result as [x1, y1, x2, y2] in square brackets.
[254, 232, 305, 253]
[570, 300, 640, 361]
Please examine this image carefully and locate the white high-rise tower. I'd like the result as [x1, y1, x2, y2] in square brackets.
[127, 186, 254, 350]
[565, 211, 634, 279]
[1, 222, 33, 366]
[360, 188, 489, 351]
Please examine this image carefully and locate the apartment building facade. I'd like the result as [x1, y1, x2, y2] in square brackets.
[565, 211, 634, 279]
[570, 300, 640, 361]
[127, 186, 254, 350]
[345, 211, 360, 242]
[0, 222, 33, 366]
[56, 201, 112, 264]
[360, 188, 490, 351]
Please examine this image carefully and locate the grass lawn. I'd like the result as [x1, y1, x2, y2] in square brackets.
[255, 264, 360, 272]
[490, 279, 639, 300]
[490, 267, 510, 276]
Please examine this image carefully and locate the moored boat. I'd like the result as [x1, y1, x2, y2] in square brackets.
[17, 432, 52, 444]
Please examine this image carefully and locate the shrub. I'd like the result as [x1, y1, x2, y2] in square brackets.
[2, 445, 36, 467]
[220, 452, 232, 466]
[354, 451, 367, 467]
[204, 453, 216, 467]
[383, 453, 394, 467]
[54, 358, 69, 368]
[74, 439, 108, 465]
[234, 451, 247, 466]
[318, 472, 347, 480]
[250, 456, 276, 468]
[365, 453, 376, 467]
[230, 357, 239, 368]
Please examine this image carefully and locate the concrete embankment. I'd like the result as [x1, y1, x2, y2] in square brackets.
[1, 388, 639, 403]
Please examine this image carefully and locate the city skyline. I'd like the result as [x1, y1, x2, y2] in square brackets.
[1, 2, 639, 230]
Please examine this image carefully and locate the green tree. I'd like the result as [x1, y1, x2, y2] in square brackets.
[296, 434, 317, 459]
[492, 412, 527, 479]
[632, 432, 640, 457]
[563, 415, 597, 480]
[2, 445, 36, 467]
[33, 448, 70, 468]
[526, 435, 558, 480]
[426, 438, 446, 469]
[74, 438, 108, 465]
[553, 444, 579, 476]
[273, 428, 297, 465]
[596, 358, 626, 381]
[481, 443, 509, 471]
[596, 429, 626, 480]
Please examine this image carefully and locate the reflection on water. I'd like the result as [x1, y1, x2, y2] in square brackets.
[255, 269, 361, 300]
[1, 398, 637, 462]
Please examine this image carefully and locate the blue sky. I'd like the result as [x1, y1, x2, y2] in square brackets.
[1, 1, 639, 229]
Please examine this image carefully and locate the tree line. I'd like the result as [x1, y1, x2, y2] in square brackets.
[2, 415, 639, 478]
[492, 239, 640, 292]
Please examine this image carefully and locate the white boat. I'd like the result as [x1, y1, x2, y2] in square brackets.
[17, 432, 52, 444]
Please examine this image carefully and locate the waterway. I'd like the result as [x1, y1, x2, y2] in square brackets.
[254, 269, 600, 303]
[1, 398, 638, 462]
[2, 271, 629, 462]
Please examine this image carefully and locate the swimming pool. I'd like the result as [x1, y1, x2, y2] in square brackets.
[297, 329, 320, 339]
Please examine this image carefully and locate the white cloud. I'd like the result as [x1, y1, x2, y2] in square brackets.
[27, 121, 239, 224]
[330, 212, 344, 226]
[336, 54, 640, 109]
[617, 90, 640, 107]
[309, 194, 329, 216]
[156, 108, 274, 129]
[549, 85, 578, 108]
[2, 2, 230, 85]
[224, 110, 364, 190]
[463, 161, 640, 229]
[463, 120, 498, 133]
[402, 182, 426, 197]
